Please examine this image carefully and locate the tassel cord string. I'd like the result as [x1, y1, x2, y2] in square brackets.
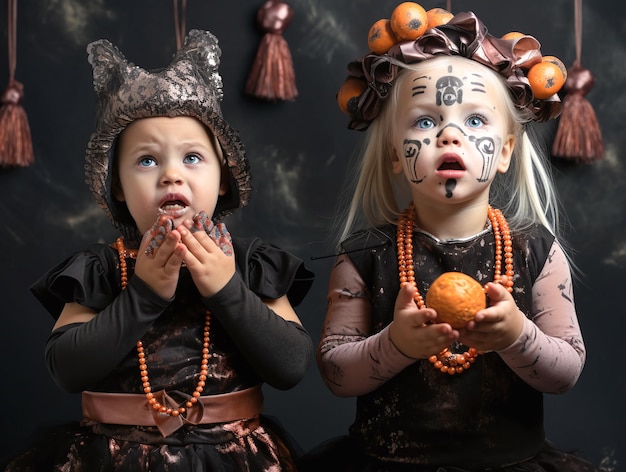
[7, 0, 16, 81]
[173, 0, 187, 50]
[574, 0, 582, 67]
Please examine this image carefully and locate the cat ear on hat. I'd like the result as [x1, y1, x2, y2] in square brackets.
[87, 40, 132, 97]
[173, 30, 225, 101]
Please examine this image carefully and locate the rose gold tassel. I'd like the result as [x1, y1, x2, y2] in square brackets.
[552, 0, 604, 162]
[0, 0, 33, 167]
[552, 64, 604, 162]
[245, 0, 298, 101]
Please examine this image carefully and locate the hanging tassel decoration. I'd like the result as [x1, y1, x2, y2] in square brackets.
[552, 64, 604, 162]
[552, 0, 604, 163]
[245, 0, 298, 101]
[0, 0, 33, 167]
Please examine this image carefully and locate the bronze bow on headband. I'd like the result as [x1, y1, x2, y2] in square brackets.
[344, 12, 562, 130]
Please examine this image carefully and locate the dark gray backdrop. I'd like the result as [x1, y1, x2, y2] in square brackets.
[1, 1, 623, 469]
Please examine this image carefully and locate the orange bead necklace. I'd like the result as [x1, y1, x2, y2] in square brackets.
[116, 237, 211, 417]
[396, 203, 514, 375]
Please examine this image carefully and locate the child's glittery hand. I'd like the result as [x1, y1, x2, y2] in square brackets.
[209, 222, 233, 257]
[144, 216, 175, 257]
[189, 210, 213, 234]
[134, 214, 184, 300]
[177, 212, 235, 298]
[190, 211, 233, 256]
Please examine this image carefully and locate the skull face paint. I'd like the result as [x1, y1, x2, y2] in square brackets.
[393, 58, 513, 203]
[436, 75, 464, 106]
[470, 136, 497, 182]
[402, 138, 425, 183]
[444, 179, 456, 198]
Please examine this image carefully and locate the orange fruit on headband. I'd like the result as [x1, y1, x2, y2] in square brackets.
[527, 59, 567, 99]
[337, 77, 367, 115]
[541, 55, 568, 84]
[390, 2, 428, 41]
[426, 7, 454, 29]
[501, 31, 525, 40]
[426, 272, 486, 329]
[368, 19, 398, 54]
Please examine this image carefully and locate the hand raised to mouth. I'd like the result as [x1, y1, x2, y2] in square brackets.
[190, 211, 233, 257]
[144, 211, 233, 257]
[144, 215, 176, 257]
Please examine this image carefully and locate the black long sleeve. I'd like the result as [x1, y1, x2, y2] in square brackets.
[202, 273, 313, 390]
[44, 276, 171, 392]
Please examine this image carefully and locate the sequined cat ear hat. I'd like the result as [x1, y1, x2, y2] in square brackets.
[85, 29, 251, 241]
[337, 3, 567, 130]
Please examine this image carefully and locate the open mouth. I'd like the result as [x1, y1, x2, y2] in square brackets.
[438, 161, 465, 171]
[158, 194, 190, 217]
[160, 200, 187, 211]
[436, 155, 466, 179]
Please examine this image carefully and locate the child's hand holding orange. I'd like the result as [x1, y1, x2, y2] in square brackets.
[461, 281, 525, 352]
[390, 283, 458, 359]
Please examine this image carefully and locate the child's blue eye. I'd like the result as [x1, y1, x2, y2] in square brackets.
[139, 156, 156, 167]
[184, 153, 202, 164]
[415, 117, 435, 129]
[466, 115, 486, 128]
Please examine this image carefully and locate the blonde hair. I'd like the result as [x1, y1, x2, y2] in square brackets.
[337, 56, 562, 244]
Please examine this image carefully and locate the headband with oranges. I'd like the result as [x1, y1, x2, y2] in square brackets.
[338, 3, 566, 130]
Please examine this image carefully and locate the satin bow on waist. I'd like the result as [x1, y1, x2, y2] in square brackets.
[82, 385, 264, 437]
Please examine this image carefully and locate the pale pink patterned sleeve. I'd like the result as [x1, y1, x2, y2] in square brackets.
[496, 240, 586, 393]
[317, 255, 416, 397]
[318, 242, 586, 397]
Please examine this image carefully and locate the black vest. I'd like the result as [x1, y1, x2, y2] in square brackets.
[342, 223, 554, 468]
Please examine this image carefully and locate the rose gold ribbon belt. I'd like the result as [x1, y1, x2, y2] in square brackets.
[82, 385, 264, 437]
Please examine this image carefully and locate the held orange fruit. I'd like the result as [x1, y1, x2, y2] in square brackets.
[527, 59, 566, 99]
[368, 19, 398, 54]
[425, 272, 486, 329]
[390, 2, 428, 41]
[337, 77, 367, 115]
[426, 7, 454, 29]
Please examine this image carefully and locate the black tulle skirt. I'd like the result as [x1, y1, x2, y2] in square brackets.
[2, 416, 300, 472]
[297, 436, 601, 472]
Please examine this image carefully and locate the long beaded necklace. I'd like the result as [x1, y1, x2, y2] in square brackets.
[396, 203, 514, 375]
[116, 237, 211, 417]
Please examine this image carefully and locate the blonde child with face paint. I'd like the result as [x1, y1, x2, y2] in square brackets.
[300, 7, 600, 472]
